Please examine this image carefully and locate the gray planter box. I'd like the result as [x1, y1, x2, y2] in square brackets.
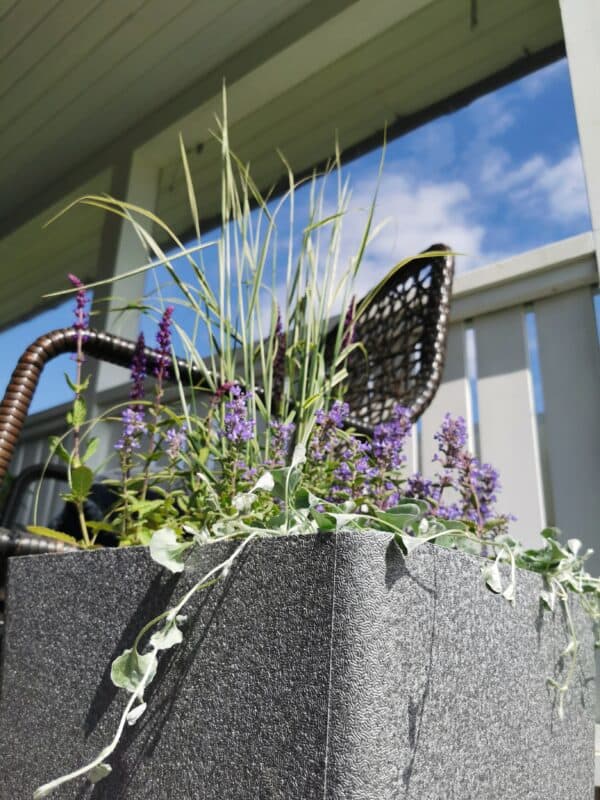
[0, 530, 595, 799]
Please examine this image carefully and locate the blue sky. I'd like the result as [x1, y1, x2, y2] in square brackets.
[0, 57, 593, 414]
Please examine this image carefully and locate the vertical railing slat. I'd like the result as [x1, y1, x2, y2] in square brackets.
[474, 307, 545, 547]
[534, 286, 600, 577]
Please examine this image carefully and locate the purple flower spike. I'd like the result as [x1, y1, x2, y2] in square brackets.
[372, 404, 412, 471]
[154, 306, 174, 380]
[268, 420, 295, 466]
[434, 414, 468, 469]
[271, 310, 287, 411]
[68, 273, 89, 336]
[223, 385, 255, 444]
[165, 425, 187, 460]
[130, 332, 147, 406]
[115, 407, 147, 453]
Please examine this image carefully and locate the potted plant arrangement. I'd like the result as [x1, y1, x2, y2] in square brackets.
[0, 110, 597, 800]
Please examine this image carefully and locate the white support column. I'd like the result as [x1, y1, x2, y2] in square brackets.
[86, 153, 160, 467]
[559, 0, 600, 275]
[92, 152, 160, 394]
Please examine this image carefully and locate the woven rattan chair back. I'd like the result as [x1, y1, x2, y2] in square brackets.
[340, 243, 454, 429]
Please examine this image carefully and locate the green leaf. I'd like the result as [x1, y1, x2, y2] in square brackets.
[70, 465, 94, 501]
[87, 763, 112, 784]
[65, 372, 91, 394]
[48, 435, 71, 464]
[375, 509, 420, 532]
[26, 526, 80, 547]
[81, 437, 99, 464]
[72, 397, 87, 427]
[111, 648, 157, 694]
[149, 527, 193, 573]
[310, 509, 336, 531]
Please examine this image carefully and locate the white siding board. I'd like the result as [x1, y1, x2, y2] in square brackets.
[0, 0, 201, 143]
[0, 0, 299, 166]
[0, 0, 151, 117]
[419, 323, 470, 477]
[0, 0, 104, 97]
[474, 307, 545, 546]
[0, 0, 61, 62]
[534, 287, 600, 576]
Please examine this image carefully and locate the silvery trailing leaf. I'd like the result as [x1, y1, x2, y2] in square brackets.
[291, 443, 306, 468]
[502, 582, 515, 603]
[232, 492, 256, 512]
[150, 621, 183, 651]
[149, 527, 193, 573]
[418, 518, 429, 535]
[567, 539, 582, 556]
[481, 562, 503, 594]
[397, 533, 426, 555]
[111, 648, 157, 694]
[126, 702, 147, 726]
[252, 471, 274, 492]
[87, 763, 112, 784]
[540, 588, 556, 611]
[561, 640, 576, 657]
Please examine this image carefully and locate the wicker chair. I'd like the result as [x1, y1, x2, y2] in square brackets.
[0, 244, 454, 560]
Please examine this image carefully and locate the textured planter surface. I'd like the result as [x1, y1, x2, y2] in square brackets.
[0, 530, 595, 799]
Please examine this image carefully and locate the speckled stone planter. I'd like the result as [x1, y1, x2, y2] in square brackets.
[0, 530, 595, 799]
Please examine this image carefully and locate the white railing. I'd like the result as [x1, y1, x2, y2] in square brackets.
[8, 234, 600, 571]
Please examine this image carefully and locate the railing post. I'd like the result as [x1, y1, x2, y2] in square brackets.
[559, 0, 600, 278]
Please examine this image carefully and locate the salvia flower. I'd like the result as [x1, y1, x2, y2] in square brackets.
[165, 426, 187, 461]
[115, 407, 147, 453]
[268, 420, 295, 467]
[309, 401, 349, 462]
[372, 404, 412, 472]
[223, 385, 255, 444]
[271, 311, 287, 411]
[154, 306, 174, 381]
[433, 414, 468, 469]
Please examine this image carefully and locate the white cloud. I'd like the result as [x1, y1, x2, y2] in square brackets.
[479, 142, 589, 224]
[325, 170, 488, 300]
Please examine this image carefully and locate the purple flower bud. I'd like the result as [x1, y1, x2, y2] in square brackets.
[272, 310, 287, 411]
[115, 407, 147, 453]
[154, 306, 174, 380]
[68, 273, 89, 337]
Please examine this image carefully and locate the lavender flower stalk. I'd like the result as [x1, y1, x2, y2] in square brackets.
[271, 311, 286, 413]
[223, 386, 255, 444]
